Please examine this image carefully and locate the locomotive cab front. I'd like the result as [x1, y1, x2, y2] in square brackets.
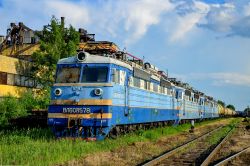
[48, 52, 113, 140]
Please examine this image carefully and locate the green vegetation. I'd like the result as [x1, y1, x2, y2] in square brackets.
[226, 104, 236, 111]
[0, 95, 26, 126]
[207, 126, 232, 145]
[0, 16, 79, 127]
[19, 90, 49, 111]
[217, 100, 225, 107]
[218, 100, 236, 111]
[0, 90, 49, 127]
[0, 118, 237, 165]
[29, 16, 80, 110]
[244, 106, 250, 112]
[32, 16, 79, 88]
[207, 118, 239, 145]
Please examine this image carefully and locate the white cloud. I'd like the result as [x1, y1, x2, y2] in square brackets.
[1, 0, 250, 44]
[122, 0, 174, 45]
[45, 0, 90, 27]
[244, 2, 250, 16]
[170, 12, 202, 41]
[171, 1, 250, 39]
[46, 0, 174, 45]
[188, 72, 250, 87]
[199, 2, 236, 32]
[0, 0, 174, 45]
[169, 0, 209, 42]
[197, 1, 250, 38]
[210, 72, 250, 87]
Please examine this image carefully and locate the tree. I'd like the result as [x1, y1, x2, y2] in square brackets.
[31, 16, 79, 88]
[244, 106, 250, 112]
[217, 100, 225, 107]
[226, 104, 235, 111]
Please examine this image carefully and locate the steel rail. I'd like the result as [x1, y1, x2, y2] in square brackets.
[142, 126, 224, 166]
[214, 146, 250, 166]
[200, 126, 236, 166]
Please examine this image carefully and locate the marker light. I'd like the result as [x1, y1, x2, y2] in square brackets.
[54, 88, 62, 96]
[94, 88, 103, 96]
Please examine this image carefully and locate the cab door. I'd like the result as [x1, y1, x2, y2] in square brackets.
[175, 89, 184, 120]
[118, 70, 129, 116]
[124, 79, 129, 116]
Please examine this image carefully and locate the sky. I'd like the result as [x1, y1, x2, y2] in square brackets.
[0, 0, 250, 110]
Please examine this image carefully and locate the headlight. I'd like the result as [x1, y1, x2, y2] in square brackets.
[54, 88, 62, 96]
[94, 88, 103, 96]
[77, 51, 87, 62]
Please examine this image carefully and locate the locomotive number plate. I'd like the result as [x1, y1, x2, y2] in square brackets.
[62, 107, 91, 114]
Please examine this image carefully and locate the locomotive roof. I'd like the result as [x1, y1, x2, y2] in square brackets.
[58, 53, 133, 70]
[57, 52, 216, 103]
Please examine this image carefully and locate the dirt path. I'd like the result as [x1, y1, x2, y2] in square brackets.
[60, 119, 234, 166]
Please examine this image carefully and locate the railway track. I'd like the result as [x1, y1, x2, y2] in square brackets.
[142, 125, 235, 166]
[207, 122, 250, 166]
[214, 146, 250, 166]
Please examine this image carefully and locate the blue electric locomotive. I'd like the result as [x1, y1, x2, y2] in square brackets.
[48, 51, 219, 140]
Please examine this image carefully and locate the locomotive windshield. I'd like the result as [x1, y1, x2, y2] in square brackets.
[81, 67, 108, 82]
[56, 67, 80, 83]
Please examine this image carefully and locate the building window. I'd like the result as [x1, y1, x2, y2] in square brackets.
[28, 79, 34, 87]
[21, 76, 26, 87]
[0, 72, 7, 85]
[0, 71, 37, 88]
[14, 75, 21, 86]
[7, 73, 14, 85]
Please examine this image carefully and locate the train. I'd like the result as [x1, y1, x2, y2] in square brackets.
[218, 105, 236, 117]
[47, 49, 235, 140]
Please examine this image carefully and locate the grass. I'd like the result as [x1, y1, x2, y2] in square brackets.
[207, 118, 240, 145]
[0, 118, 239, 166]
[207, 126, 231, 145]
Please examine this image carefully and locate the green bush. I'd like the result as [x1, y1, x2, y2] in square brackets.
[19, 89, 49, 111]
[34, 88, 50, 109]
[0, 90, 50, 127]
[0, 95, 26, 126]
[19, 90, 38, 112]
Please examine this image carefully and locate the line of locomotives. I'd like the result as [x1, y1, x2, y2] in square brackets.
[48, 44, 236, 140]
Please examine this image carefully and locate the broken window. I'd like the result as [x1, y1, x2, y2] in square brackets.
[56, 67, 80, 83]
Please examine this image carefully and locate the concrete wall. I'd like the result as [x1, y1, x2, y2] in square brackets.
[0, 44, 39, 97]
[0, 84, 27, 97]
[0, 55, 30, 75]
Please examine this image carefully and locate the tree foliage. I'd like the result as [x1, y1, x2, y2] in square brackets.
[217, 100, 225, 107]
[0, 17, 80, 127]
[31, 16, 79, 88]
[226, 104, 235, 111]
[244, 107, 250, 112]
